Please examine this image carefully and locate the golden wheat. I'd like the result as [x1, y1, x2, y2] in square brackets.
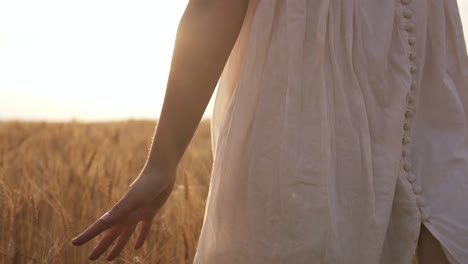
[0, 120, 212, 264]
[0, 120, 420, 264]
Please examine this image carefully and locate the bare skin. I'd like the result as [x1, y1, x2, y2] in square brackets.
[418, 224, 450, 264]
[71, 0, 450, 262]
[71, 0, 249, 261]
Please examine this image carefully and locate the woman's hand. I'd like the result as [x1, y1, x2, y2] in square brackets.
[71, 0, 248, 260]
[71, 166, 176, 261]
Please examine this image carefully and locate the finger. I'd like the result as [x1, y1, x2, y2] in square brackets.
[87, 224, 125, 260]
[72, 217, 114, 246]
[107, 224, 137, 261]
[135, 221, 152, 250]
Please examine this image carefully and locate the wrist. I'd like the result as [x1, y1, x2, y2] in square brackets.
[143, 154, 179, 175]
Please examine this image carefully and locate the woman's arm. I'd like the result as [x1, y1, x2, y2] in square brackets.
[146, 0, 249, 172]
[71, 1, 249, 261]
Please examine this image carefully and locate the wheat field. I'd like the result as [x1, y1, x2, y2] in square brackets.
[0, 120, 212, 264]
[0, 120, 420, 264]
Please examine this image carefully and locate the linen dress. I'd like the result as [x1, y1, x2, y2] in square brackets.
[193, 0, 468, 263]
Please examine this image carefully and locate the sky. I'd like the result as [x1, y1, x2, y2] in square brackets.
[1, 1, 468, 122]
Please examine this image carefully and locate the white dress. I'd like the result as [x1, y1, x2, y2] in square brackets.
[194, 0, 468, 263]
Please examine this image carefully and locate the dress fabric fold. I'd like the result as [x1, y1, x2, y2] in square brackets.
[194, 0, 468, 263]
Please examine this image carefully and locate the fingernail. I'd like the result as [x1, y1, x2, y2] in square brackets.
[101, 212, 110, 220]
[100, 212, 111, 224]
[88, 252, 97, 260]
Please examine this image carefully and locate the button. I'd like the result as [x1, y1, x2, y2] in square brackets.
[402, 137, 411, 145]
[406, 24, 415, 33]
[402, 150, 409, 157]
[408, 95, 415, 105]
[416, 197, 426, 207]
[403, 10, 413, 19]
[404, 163, 412, 171]
[410, 66, 417, 74]
[405, 110, 414, 118]
[401, 0, 411, 5]
[421, 211, 430, 222]
[410, 81, 417, 91]
[407, 173, 416, 182]
[413, 185, 422, 194]
[408, 37, 416, 46]
[404, 123, 411, 131]
[409, 52, 417, 61]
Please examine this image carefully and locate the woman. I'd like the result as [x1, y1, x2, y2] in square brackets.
[71, 0, 468, 263]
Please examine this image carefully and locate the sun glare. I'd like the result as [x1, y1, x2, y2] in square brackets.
[0, 0, 215, 121]
[1, 1, 468, 121]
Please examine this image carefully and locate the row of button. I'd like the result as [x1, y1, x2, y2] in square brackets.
[403, 167, 430, 221]
[399, 0, 430, 223]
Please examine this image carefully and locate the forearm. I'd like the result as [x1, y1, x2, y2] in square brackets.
[144, 0, 249, 172]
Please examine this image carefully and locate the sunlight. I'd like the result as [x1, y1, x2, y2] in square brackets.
[1, 1, 468, 121]
[0, 0, 208, 121]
